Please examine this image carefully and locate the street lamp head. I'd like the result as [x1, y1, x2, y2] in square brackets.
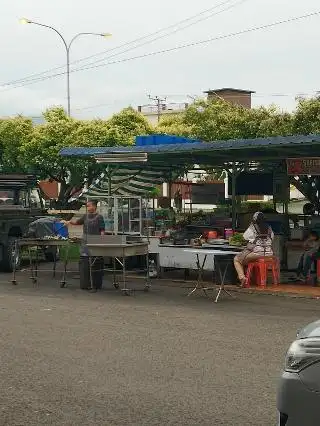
[101, 33, 112, 38]
[19, 17, 31, 25]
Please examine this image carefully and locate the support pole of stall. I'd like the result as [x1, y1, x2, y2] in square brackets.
[231, 163, 237, 230]
[107, 165, 112, 196]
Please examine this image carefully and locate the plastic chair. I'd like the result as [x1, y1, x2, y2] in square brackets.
[245, 256, 280, 288]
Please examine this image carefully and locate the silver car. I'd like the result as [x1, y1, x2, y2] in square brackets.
[277, 320, 320, 426]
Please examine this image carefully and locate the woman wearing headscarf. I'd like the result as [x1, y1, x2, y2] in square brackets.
[234, 212, 274, 286]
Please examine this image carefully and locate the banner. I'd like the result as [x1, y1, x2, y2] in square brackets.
[287, 158, 320, 175]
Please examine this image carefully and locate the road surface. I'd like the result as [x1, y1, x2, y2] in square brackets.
[0, 272, 318, 425]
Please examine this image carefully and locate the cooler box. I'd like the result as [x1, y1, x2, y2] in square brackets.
[214, 254, 238, 285]
[54, 222, 69, 238]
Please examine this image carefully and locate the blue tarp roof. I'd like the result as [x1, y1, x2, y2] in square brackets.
[59, 133, 320, 168]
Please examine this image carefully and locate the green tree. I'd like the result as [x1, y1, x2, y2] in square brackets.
[157, 98, 293, 140]
[20, 107, 152, 207]
[156, 97, 320, 208]
[293, 97, 320, 134]
[0, 116, 33, 172]
[289, 97, 320, 210]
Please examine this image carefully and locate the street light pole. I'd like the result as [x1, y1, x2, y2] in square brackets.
[20, 19, 111, 116]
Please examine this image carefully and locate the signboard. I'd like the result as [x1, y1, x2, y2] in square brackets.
[227, 173, 273, 196]
[287, 158, 320, 175]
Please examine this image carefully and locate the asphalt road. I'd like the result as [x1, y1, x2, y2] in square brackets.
[0, 271, 319, 426]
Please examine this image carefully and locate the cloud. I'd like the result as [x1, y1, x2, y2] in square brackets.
[0, 0, 319, 117]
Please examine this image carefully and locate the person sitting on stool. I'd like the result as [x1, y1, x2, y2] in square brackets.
[296, 230, 320, 282]
[234, 212, 274, 287]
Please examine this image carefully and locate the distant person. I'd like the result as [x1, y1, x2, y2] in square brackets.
[296, 231, 320, 281]
[168, 206, 176, 225]
[234, 212, 274, 287]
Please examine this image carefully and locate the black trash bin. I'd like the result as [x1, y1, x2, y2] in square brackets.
[214, 254, 238, 285]
[79, 257, 104, 290]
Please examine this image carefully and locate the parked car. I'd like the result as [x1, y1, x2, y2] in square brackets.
[277, 320, 320, 425]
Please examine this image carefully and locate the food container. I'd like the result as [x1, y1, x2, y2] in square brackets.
[207, 230, 218, 239]
[225, 228, 234, 239]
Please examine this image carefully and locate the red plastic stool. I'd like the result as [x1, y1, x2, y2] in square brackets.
[245, 257, 280, 288]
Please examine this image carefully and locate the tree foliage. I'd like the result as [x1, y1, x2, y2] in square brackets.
[0, 107, 152, 206]
[157, 98, 293, 140]
[156, 97, 320, 207]
[1, 97, 320, 207]
[0, 116, 33, 172]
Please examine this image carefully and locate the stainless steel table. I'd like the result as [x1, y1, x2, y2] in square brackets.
[184, 249, 239, 303]
[86, 242, 150, 295]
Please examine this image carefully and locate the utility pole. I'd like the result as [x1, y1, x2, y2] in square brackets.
[148, 95, 166, 123]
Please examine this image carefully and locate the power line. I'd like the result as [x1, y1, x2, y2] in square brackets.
[69, 0, 249, 70]
[1, 10, 319, 93]
[70, 0, 245, 67]
[0, 0, 243, 88]
[62, 10, 320, 73]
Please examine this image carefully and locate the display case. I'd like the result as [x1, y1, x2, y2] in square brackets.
[90, 196, 147, 235]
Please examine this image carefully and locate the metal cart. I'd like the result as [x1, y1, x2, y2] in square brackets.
[85, 235, 150, 295]
[12, 238, 79, 287]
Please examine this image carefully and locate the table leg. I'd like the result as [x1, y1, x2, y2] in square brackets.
[53, 249, 57, 279]
[188, 254, 209, 297]
[89, 256, 96, 291]
[121, 257, 130, 296]
[144, 251, 151, 292]
[28, 247, 34, 282]
[188, 254, 200, 296]
[34, 246, 39, 287]
[215, 263, 236, 303]
[60, 243, 69, 288]
[112, 257, 119, 289]
[11, 240, 18, 285]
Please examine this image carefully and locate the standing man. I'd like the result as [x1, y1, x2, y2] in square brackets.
[63, 200, 105, 292]
[64, 200, 105, 236]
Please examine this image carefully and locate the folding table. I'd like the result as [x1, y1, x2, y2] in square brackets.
[184, 248, 239, 302]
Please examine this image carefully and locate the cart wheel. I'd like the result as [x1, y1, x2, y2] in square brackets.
[11, 280, 17, 285]
[114, 283, 120, 289]
[60, 282, 66, 288]
[143, 286, 150, 292]
[31, 278, 37, 284]
[122, 290, 130, 296]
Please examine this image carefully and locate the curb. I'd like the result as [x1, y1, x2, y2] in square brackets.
[153, 278, 320, 300]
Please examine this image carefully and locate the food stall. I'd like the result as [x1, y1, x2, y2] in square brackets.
[59, 134, 320, 288]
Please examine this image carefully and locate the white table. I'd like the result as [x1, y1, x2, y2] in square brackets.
[184, 249, 239, 303]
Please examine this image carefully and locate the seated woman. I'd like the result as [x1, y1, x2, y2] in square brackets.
[234, 212, 274, 286]
[296, 231, 320, 281]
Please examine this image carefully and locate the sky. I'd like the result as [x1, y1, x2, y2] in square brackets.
[0, 0, 319, 119]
